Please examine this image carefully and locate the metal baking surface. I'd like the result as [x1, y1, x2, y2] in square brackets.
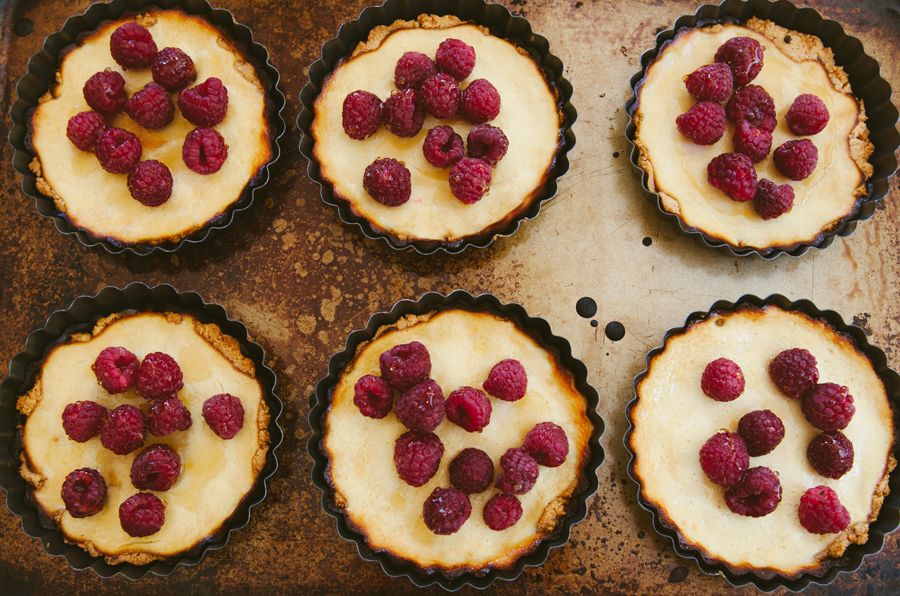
[0, 0, 898, 594]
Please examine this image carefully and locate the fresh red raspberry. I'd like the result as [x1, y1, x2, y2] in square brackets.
[496, 447, 539, 495]
[714, 36, 765, 87]
[202, 393, 245, 439]
[379, 341, 431, 391]
[733, 121, 772, 163]
[147, 397, 193, 436]
[422, 126, 465, 168]
[61, 468, 107, 518]
[786, 94, 830, 136]
[802, 383, 855, 431]
[394, 52, 436, 89]
[460, 79, 501, 125]
[125, 82, 175, 130]
[95, 127, 142, 174]
[61, 401, 108, 443]
[707, 152, 757, 202]
[699, 431, 749, 487]
[774, 139, 818, 181]
[152, 47, 197, 91]
[466, 124, 509, 166]
[523, 421, 570, 467]
[448, 448, 493, 494]
[808, 431, 854, 479]
[726, 84, 776, 132]
[394, 430, 444, 487]
[435, 38, 476, 81]
[446, 386, 492, 432]
[353, 374, 393, 419]
[128, 160, 173, 207]
[363, 158, 412, 206]
[798, 486, 850, 534]
[483, 358, 527, 401]
[754, 179, 794, 220]
[83, 69, 127, 114]
[110, 22, 158, 69]
[182, 127, 228, 175]
[676, 101, 726, 146]
[420, 73, 460, 119]
[724, 466, 782, 518]
[119, 492, 165, 537]
[769, 348, 819, 399]
[483, 493, 523, 531]
[384, 88, 426, 138]
[137, 352, 184, 401]
[423, 487, 471, 535]
[395, 379, 445, 433]
[700, 357, 745, 402]
[683, 62, 734, 102]
[449, 157, 492, 204]
[130, 444, 182, 491]
[342, 90, 382, 140]
[100, 404, 146, 455]
[737, 410, 785, 456]
[92, 346, 139, 393]
[66, 111, 108, 152]
[178, 77, 229, 127]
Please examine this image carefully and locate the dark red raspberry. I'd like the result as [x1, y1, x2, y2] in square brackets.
[467, 124, 509, 166]
[808, 431, 854, 479]
[483, 358, 527, 401]
[62, 401, 107, 443]
[95, 127, 142, 174]
[100, 404, 146, 455]
[202, 393, 245, 439]
[342, 90, 382, 140]
[125, 82, 174, 130]
[449, 157, 492, 205]
[384, 88, 426, 138]
[66, 111, 108, 152]
[733, 121, 772, 163]
[460, 79, 501, 125]
[774, 139, 818, 181]
[178, 77, 229, 127]
[483, 493, 523, 531]
[769, 348, 819, 399]
[394, 52, 436, 89]
[496, 447, 539, 495]
[182, 127, 228, 175]
[786, 94, 830, 136]
[130, 444, 182, 491]
[394, 430, 444, 487]
[83, 69, 127, 114]
[423, 126, 465, 168]
[724, 466, 782, 518]
[524, 421, 570, 467]
[699, 431, 749, 487]
[737, 410, 785, 456]
[147, 397, 193, 436]
[395, 379, 445, 433]
[128, 160, 173, 207]
[707, 152, 757, 202]
[353, 374, 393, 419]
[700, 357, 745, 402]
[726, 84, 776, 132]
[423, 487, 471, 535]
[754, 179, 794, 220]
[363, 158, 412, 206]
[152, 47, 197, 91]
[92, 346, 139, 393]
[119, 492, 165, 537]
[714, 36, 765, 87]
[110, 22, 158, 70]
[379, 341, 431, 391]
[137, 352, 184, 401]
[683, 62, 734, 102]
[448, 448, 493, 494]
[61, 468, 107, 518]
[676, 101, 726, 146]
[798, 486, 850, 534]
[802, 383, 855, 431]
[446, 386, 492, 432]
[436, 38, 476, 81]
[420, 73, 460, 119]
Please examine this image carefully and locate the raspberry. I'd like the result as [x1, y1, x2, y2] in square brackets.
[786, 94, 830, 136]
[423, 487, 471, 535]
[449, 157, 492, 205]
[66, 111, 108, 152]
[182, 127, 228, 175]
[125, 82, 175, 130]
[110, 22, 158, 70]
[466, 124, 509, 166]
[724, 466, 782, 518]
[737, 410, 785, 456]
[128, 160, 174, 207]
[202, 393, 245, 439]
[483, 493, 523, 531]
[699, 431, 748, 487]
[395, 379, 445, 433]
[363, 158, 412, 206]
[726, 84, 776, 132]
[448, 448, 493, 494]
[379, 341, 431, 391]
[119, 492, 165, 537]
[707, 152, 757, 202]
[774, 139, 818, 181]
[95, 127, 142, 174]
[384, 88, 425, 138]
[733, 121, 772, 163]
[683, 62, 734, 102]
[754, 179, 794, 220]
[714, 36, 765, 87]
[100, 404, 146, 455]
[423, 126, 465, 169]
[62, 401, 108, 443]
[435, 39, 476, 81]
[483, 358, 527, 401]
[446, 387, 492, 432]
[496, 447, 539, 495]
[798, 486, 850, 534]
[394, 52, 436, 90]
[700, 358, 745, 402]
[177, 77, 229, 127]
[83, 69, 127, 114]
[769, 348, 819, 399]
[460, 79, 501, 125]
[147, 397, 193, 436]
[523, 421, 570, 467]
[394, 430, 444, 487]
[808, 431, 854, 479]
[61, 468, 107, 518]
[341, 90, 382, 140]
[130, 444, 182, 491]
[802, 383, 855, 431]
[137, 352, 184, 401]
[352, 375, 393, 419]
[420, 73, 460, 119]
[152, 47, 197, 91]
[676, 101, 726, 146]
[92, 346, 139, 393]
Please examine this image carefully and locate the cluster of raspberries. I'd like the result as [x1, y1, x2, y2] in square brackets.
[65, 22, 230, 208]
[676, 36, 829, 221]
[341, 38, 505, 207]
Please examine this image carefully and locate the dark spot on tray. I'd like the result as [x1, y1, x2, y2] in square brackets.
[668, 566, 690, 583]
[642, 237, 652, 246]
[852, 313, 873, 336]
[620, 46, 628, 56]
[656, 25, 667, 35]
[613, 151, 620, 158]
[14, 18, 33, 36]
[576, 296, 597, 318]
[125, 254, 153, 274]
[575, 1, 583, 7]
[605, 321, 625, 341]
[591, 320, 599, 328]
